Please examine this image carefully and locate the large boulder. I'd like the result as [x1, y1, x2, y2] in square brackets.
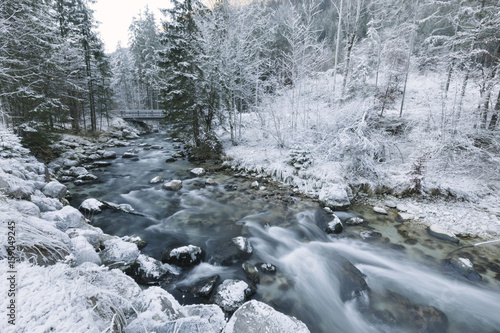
[12, 200, 41, 217]
[427, 225, 459, 244]
[41, 206, 88, 232]
[30, 193, 63, 212]
[162, 245, 204, 267]
[100, 238, 140, 269]
[318, 184, 350, 210]
[213, 279, 254, 312]
[223, 300, 310, 333]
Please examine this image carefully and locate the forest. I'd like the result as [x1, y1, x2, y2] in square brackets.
[1, 0, 499, 190]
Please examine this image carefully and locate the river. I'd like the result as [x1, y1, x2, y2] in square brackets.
[65, 131, 500, 333]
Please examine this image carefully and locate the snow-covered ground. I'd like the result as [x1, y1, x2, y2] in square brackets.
[220, 72, 500, 240]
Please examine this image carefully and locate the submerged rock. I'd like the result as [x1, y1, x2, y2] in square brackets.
[359, 230, 382, 241]
[178, 275, 220, 299]
[165, 156, 176, 163]
[242, 262, 260, 285]
[223, 300, 310, 333]
[214, 279, 254, 312]
[338, 259, 370, 302]
[162, 245, 204, 267]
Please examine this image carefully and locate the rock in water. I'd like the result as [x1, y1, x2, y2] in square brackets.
[190, 168, 206, 176]
[210, 236, 253, 265]
[162, 245, 204, 267]
[325, 214, 343, 234]
[214, 279, 253, 312]
[345, 216, 365, 225]
[242, 262, 260, 285]
[125, 254, 176, 285]
[79, 198, 105, 214]
[150, 176, 164, 184]
[163, 179, 182, 191]
[373, 206, 388, 215]
[223, 300, 310, 333]
[427, 225, 459, 244]
[444, 257, 482, 281]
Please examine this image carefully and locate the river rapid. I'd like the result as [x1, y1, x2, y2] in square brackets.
[65, 131, 500, 333]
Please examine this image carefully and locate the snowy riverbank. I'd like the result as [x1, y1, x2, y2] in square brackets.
[0, 124, 310, 332]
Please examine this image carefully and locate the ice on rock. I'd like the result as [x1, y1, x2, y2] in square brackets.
[223, 300, 310, 333]
[214, 279, 252, 312]
[71, 235, 101, 266]
[41, 181, 67, 199]
[42, 205, 88, 232]
[100, 238, 140, 269]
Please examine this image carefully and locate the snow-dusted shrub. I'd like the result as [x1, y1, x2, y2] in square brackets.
[0, 261, 142, 333]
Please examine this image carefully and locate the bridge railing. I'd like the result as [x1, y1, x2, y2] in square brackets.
[115, 110, 164, 119]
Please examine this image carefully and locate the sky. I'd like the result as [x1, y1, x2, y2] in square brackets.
[91, 0, 169, 53]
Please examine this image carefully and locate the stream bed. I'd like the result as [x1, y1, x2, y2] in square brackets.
[65, 132, 500, 333]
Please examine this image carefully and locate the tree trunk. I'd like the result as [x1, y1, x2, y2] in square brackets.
[488, 90, 500, 130]
[332, 0, 343, 100]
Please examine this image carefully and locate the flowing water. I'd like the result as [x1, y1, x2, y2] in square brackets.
[66, 132, 500, 333]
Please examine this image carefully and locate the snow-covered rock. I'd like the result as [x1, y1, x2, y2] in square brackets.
[325, 214, 343, 234]
[150, 176, 164, 184]
[66, 166, 88, 178]
[211, 236, 254, 266]
[125, 254, 177, 285]
[344, 216, 365, 225]
[30, 193, 63, 212]
[250, 181, 259, 189]
[428, 225, 459, 244]
[101, 150, 117, 159]
[206, 178, 216, 185]
[122, 151, 138, 158]
[182, 305, 226, 333]
[190, 167, 206, 176]
[41, 181, 67, 199]
[162, 245, 204, 267]
[124, 286, 183, 333]
[223, 300, 310, 333]
[163, 179, 183, 191]
[214, 279, 253, 312]
[79, 198, 105, 214]
[373, 206, 388, 215]
[70, 236, 101, 266]
[396, 212, 415, 221]
[41, 205, 88, 232]
[11, 199, 41, 217]
[100, 238, 140, 269]
[66, 227, 104, 250]
[233, 236, 253, 255]
[318, 184, 351, 210]
[444, 257, 482, 281]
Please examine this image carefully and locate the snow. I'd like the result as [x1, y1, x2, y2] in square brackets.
[459, 257, 473, 269]
[223, 300, 310, 333]
[79, 198, 104, 213]
[214, 279, 250, 312]
[169, 245, 202, 262]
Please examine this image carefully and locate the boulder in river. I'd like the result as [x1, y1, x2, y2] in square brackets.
[79, 198, 105, 214]
[178, 275, 220, 299]
[325, 214, 343, 234]
[122, 152, 138, 158]
[223, 300, 310, 333]
[101, 150, 117, 159]
[359, 230, 383, 241]
[190, 167, 206, 176]
[213, 279, 254, 312]
[150, 176, 164, 184]
[338, 259, 370, 302]
[165, 156, 177, 163]
[443, 257, 482, 281]
[210, 236, 253, 266]
[125, 254, 177, 285]
[163, 179, 182, 191]
[162, 245, 204, 267]
[344, 216, 365, 225]
[242, 262, 260, 285]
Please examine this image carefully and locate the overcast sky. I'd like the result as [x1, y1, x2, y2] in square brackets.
[91, 0, 169, 53]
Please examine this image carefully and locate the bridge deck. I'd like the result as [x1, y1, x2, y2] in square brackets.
[116, 110, 164, 120]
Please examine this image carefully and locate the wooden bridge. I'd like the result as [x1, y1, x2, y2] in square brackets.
[117, 110, 164, 121]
